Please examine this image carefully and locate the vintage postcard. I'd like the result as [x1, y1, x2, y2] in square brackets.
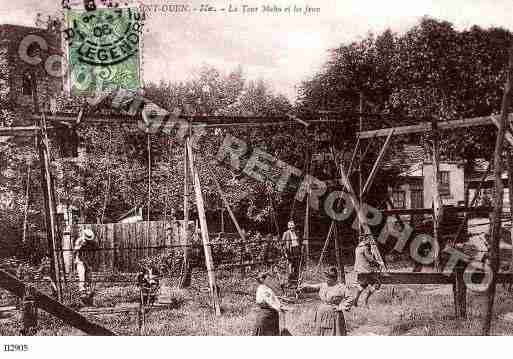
[1, 0, 513, 354]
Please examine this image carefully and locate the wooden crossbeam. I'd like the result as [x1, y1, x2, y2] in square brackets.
[0, 270, 116, 335]
[357, 114, 513, 139]
[359, 272, 455, 284]
[381, 206, 493, 216]
[358, 272, 513, 285]
[30, 113, 346, 127]
[0, 126, 44, 137]
[0, 114, 346, 137]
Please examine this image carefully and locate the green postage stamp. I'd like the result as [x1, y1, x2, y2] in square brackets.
[63, 7, 144, 95]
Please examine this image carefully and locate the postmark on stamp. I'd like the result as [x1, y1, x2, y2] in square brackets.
[63, 7, 144, 95]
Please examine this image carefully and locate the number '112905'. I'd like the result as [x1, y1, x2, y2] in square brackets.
[4, 344, 29, 352]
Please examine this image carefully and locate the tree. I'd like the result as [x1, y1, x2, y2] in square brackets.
[48, 65, 297, 227]
[299, 17, 513, 203]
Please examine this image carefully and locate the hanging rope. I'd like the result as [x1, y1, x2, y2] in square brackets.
[163, 135, 173, 223]
[316, 221, 334, 272]
[146, 132, 152, 240]
[22, 161, 32, 245]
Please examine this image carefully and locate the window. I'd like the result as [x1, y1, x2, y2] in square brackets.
[392, 191, 406, 209]
[411, 190, 423, 209]
[440, 171, 450, 197]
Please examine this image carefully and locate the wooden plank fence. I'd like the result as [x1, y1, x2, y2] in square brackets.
[69, 221, 186, 273]
[65, 221, 358, 274]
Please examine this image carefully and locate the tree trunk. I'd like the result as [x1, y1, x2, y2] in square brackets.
[483, 45, 513, 336]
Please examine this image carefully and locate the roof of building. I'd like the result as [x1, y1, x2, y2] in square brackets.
[117, 206, 142, 221]
[383, 144, 425, 175]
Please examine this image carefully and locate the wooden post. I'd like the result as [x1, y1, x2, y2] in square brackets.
[507, 149, 513, 291]
[453, 265, 467, 319]
[304, 151, 310, 266]
[35, 130, 53, 281]
[186, 138, 221, 316]
[146, 132, 151, 243]
[484, 45, 513, 336]
[21, 286, 37, 336]
[179, 142, 191, 288]
[32, 80, 62, 301]
[38, 126, 62, 300]
[358, 93, 363, 243]
[431, 116, 443, 272]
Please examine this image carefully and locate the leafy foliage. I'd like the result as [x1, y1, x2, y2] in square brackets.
[298, 17, 513, 205]
[61, 65, 304, 225]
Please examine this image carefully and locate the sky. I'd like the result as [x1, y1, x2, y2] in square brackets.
[2, 0, 513, 101]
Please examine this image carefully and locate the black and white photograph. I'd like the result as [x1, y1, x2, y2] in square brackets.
[2, 0, 513, 348]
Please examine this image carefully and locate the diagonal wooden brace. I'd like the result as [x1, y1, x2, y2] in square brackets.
[362, 129, 394, 196]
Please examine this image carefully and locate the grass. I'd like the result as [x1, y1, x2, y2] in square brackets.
[2, 266, 513, 335]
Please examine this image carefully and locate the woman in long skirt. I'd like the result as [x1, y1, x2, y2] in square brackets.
[253, 272, 286, 336]
[298, 267, 354, 336]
